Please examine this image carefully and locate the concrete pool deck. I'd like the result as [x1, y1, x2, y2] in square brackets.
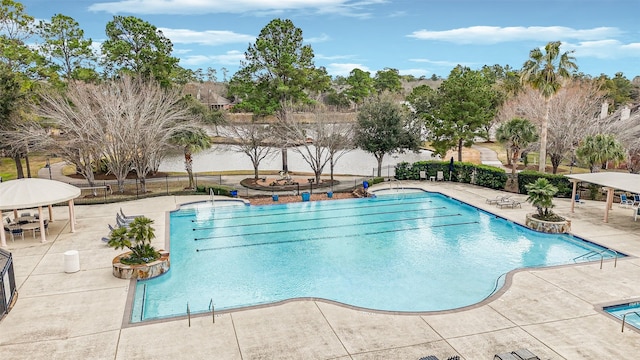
[1, 180, 640, 359]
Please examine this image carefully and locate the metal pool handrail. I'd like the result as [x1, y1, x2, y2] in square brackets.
[622, 310, 640, 332]
[572, 248, 618, 269]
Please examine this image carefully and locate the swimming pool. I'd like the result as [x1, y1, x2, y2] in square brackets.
[131, 191, 619, 322]
[604, 302, 640, 332]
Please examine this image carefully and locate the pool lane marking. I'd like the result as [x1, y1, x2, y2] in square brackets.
[193, 213, 465, 241]
[190, 198, 433, 222]
[191, 206, 448, 232]
[195, 220, 479, 252]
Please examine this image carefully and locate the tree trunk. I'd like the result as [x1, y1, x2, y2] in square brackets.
[550, 153, 562, 174]
[457, 138, 463, 162]
[25, 154, 32, 178]
[184, 149, 194, 189]
[281, 147, 288, 172]
[538, 99, 550, 173]
[376, 154, 384, 177]
[14, 155, 24, 179]
[511, 150, 519, 178]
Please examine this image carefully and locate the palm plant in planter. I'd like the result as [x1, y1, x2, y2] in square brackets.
[107, 216, 160, 265]
[525, 178, 565, 222]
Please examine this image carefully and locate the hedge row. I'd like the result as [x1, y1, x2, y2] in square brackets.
[516, 170, 572, 198]
[395, 160, 508, 190]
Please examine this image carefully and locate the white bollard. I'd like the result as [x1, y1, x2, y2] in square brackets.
[64, 250, 80, 273]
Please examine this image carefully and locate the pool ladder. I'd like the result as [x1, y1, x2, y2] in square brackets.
[572, 248, 618, 269]
[186, 298, 215, 327]
[621, 311, 640, 332]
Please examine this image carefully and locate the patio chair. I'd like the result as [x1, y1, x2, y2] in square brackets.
[34, 219, 49, 235]
[20, 212, 30, 217]
[436, 171, 444, 181]
[9, 227, 24, 241]
[574, 193, 583, 205]
[619, 194, 634, 208]
[633, 194, 640, 207]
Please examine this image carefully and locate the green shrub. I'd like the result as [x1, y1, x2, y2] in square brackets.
[517, 171, 572, 197]
[394, 160, 507, 190]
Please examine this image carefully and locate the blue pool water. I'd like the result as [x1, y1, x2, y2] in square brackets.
[132, 191, 619, 322]
[605, 302, 640, 331]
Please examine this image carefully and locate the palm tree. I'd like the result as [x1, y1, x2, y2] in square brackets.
[107, 216, 159, 264]
[525, 178, 559, 220]
[575, 134, 625, 172]
[496, 117, 539, 179]
[520, 41, 577, 173]
[170, 128, 212, 189]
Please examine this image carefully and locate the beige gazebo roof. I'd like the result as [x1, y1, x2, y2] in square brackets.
[565, 172, 640, 194]
[565, 172, 640, 223]
[0, 178, 81, 211]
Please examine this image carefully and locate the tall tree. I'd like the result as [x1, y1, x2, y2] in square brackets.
[354, 94, 421, 177]
[101, 15, 179, 87]
[345, 68, 374, 109]
[495, 118, 538, 178]
[374, 67, 402, 94]
[520, 41, 578, 173]
[37, 14, 97, 81]
[422, 66, 499, 160]
[575, 134, 625, 173]
[228, 18, 327, 172]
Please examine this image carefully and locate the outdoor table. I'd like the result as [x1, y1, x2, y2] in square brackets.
[18, 222, 41, 238]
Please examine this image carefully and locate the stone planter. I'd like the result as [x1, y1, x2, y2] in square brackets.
[112, 250, 170, 279]
[525, 213, 571, 234]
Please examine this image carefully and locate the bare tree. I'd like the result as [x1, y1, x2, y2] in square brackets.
[277, 110, 354, 183]
[35, 77, 196, 192]
[497, 79, 607, 173]
[222, 121, 277, 179]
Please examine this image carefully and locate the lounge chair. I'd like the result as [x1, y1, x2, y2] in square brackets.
[619, 194, 634, 208]
[497, 199, 521, 208]
[494, 348, 540, 360]
[436, 171, 444, 181]
[116, 213, 134, 226]
[487, 195, 511, 204]
[419, 356, 439, 360]
[119, 208, 142, 220]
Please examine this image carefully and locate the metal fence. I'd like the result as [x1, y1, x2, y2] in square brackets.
[0, 249, 16, 320]
[68, 174, 225, 205]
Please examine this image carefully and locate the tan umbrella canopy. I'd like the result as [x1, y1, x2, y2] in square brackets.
[566, 172, 640, 222]
[0, 178, 81, 247]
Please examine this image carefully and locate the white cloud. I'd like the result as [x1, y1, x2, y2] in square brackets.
[325, 63, 371, 76]
[315, 53, 354, 60]
[398, 68, 429, 77]
[159, 28, 254, 46]
[408, 26, 622, 44]
[409, 58, 468, 68]
[179, 50, 245, 66]
[88, 0, 373, 16]
[564, 40, 640, 59]
[305, 33, 330, 43]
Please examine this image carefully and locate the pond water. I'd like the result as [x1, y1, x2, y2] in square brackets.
[159, 144, 436, 176]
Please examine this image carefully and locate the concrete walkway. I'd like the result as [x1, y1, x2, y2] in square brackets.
[1, 179, 640, 359]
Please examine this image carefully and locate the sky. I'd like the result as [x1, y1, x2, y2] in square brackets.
[18, 0, 640, 79]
